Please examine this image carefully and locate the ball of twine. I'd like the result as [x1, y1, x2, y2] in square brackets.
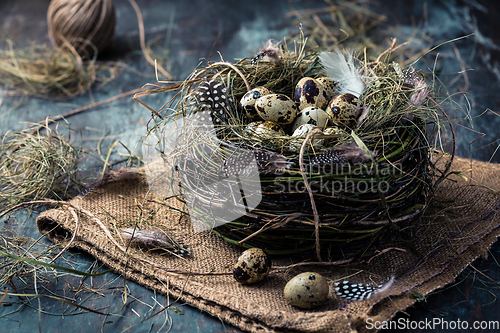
[47, 0, 116, 59]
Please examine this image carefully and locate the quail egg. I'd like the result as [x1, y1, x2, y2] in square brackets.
[323, 126, 343, 137]
[289, 124, 323, 151]
[291, 106, 330, 132]
[255, 93, 298, 125]
[239, 86, 273, 120]
[284, 272, 329, 309]
[325, 93, 362, 128]
[233, 248, 272, 284]
[294, 77, 328, 110]
[246, 121, 285, 137]
[322, 126, 344, 147]
[316, 77, 338, 101]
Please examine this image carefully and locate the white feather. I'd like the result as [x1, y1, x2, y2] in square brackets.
[318, 51, 365, 98]
[372, 276, 395, 298]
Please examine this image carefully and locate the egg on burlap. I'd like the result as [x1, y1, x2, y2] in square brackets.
[294, 77, 328, 110]
[284, 272, 329, 309]
[239, 86, 274, 120]
[233, 248, 272, 284]
[325, 93, 362, 128]
[255, 94, 298, 125]
[291, 106, 330, 132]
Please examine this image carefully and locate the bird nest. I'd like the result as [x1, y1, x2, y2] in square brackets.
[137, 36, 449, 258]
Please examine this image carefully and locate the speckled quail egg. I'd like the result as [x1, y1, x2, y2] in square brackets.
[316, 77, 338, 101]
[323, 126, 343, 136]
[289, 124, 323, 151]
[294, 77, 328, 110]
[239, 86, 274, 120]
[246, 121, 285, 137]
[291, 106, 331, 132]
[233, 248, 272, 284]
[325, 93, 362, 128]
[322, 126, 344, 147]
[255, 93, 298, 125]
[284, 272, 329, 309]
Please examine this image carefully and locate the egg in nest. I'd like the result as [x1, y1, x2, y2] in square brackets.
[325, 93, 362, 128]
[316, 77, 338, 101]
[289, 124, 323, 151]
[240, 86, 273, 120]
[294, 77, 328, 110]
[291, 106, 330, 132]
[255, 93, 298, 125]
[246, 121, 285, 138]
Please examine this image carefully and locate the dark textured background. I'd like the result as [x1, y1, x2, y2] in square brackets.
[1, 0, 499, 332]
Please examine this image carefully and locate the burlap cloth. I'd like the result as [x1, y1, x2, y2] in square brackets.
[36, 153, 500, 332]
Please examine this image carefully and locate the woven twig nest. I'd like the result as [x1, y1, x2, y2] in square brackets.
[139, 38, 446, 258]
[47, 0, 116, 59]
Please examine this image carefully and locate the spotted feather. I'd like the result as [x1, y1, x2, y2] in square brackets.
[334, 277, 394, 301]
[309, 144, 371, 165]
[121, 228, 191, 256]
[193, 78, 235, 126]
[219, 150, 290, 178]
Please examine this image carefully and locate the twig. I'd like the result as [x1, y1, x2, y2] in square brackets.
[49, 208, 79, 263]
[14, 87, 147, 138]
[0, 200, 59, 219]
[428, 96, 456, 187]
[375, 38, 397, 63]
[0, 288, 8, 304]
[366, 247, 406, 264]
[238, 212, 303, 244]
[365, 38, 409, 66]
[299, 129, 323, 261]
[273, 258, 354, 270]
[127, 0, 172, 80]
[208, 61, 251, 92]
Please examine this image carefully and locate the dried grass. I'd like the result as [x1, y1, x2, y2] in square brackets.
[0, 122, 82, 211]
[0, 40, 118, 99]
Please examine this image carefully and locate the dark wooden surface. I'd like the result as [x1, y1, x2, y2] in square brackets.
[1, 0, 499, 332]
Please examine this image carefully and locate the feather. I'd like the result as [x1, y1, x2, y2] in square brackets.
[79, 169, 141, 196]
[219, 150, 290, 178]
[356, 105, 371, 127]
[318, 51, 365, 98]
[121, 227, 190, 256]
[195, 78, 234, 125]
[403, 67, 429, 106]
[309, 144, 371, 166]
[252, 39, 282, 65]
[333, 276, 395, 301]
[183, 78, 236, 128]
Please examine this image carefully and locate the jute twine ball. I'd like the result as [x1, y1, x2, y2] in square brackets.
[47, 0, 116, 59]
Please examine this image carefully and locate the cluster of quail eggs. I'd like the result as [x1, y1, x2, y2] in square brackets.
[233, 248, 330, 309]
[240, 77, 363, 151]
